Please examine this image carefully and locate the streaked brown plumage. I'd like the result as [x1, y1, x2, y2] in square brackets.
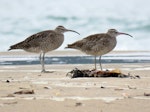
[8, 25, 80, 73]
[66, 29, 132, 70]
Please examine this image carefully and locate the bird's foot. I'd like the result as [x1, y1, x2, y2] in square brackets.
[41, 70, 54, 73]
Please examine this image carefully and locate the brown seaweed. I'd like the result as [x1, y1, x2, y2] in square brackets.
[67, 68, 140, 78]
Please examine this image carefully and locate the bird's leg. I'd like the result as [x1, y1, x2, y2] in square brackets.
[99, 56, 103, 71]
[42, 52, 46, 72]
[39, 53, 43, 70]
[39, 53, 41, 62]
[40, 52, 46, 73]
[94, 56, 97, 70]
[39, 53, 42, 64]
[40, 52, 53, 73]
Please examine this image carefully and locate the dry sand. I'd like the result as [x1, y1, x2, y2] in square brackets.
[0, 51, 150, 112]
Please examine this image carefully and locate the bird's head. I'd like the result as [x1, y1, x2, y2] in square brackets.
[107, 29, 133, 38]
[55, 25, 80, 35]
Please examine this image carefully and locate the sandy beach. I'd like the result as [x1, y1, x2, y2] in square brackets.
[0, 51, 150, 112]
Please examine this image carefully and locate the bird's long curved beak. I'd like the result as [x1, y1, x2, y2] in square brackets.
[67, 29, 80, 35]
[118, 32, 133, 38]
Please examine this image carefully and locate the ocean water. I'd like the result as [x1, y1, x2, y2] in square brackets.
[1, 52, 150, 65]
[0, 0, 150, 51]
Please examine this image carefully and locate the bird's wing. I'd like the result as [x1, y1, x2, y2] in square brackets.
[23, 30, 56, 47]
[84, 33, 106, 41]
[25, 30, 51, 43]
[82, 33, 106, 48]
[67, 33, 109, 51]
[9, 30, 56, 50]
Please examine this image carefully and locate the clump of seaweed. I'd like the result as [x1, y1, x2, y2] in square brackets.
[67, 68, 140, 79]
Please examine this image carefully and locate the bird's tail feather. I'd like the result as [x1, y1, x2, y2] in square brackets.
[8, 42, 24, 51]
[65, 44, 75, 49]
[65, 41, 83, 49]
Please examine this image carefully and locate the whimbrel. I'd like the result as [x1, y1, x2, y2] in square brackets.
[66, 29, 132, 70]
[8, 25, 80, 73]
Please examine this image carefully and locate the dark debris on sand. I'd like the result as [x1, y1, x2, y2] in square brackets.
[14, 90, 34, 94]
[66, 68, 140, 79]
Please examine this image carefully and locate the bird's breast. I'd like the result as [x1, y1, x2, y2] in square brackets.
[41, 34, 64, 52]
[96, 37, 117, 55]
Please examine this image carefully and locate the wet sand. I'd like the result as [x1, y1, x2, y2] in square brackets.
[0, 51, 150, 112]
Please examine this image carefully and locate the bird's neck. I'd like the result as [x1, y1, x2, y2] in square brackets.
[107, 34, 116, 39]
[54, 29, 64, 34]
